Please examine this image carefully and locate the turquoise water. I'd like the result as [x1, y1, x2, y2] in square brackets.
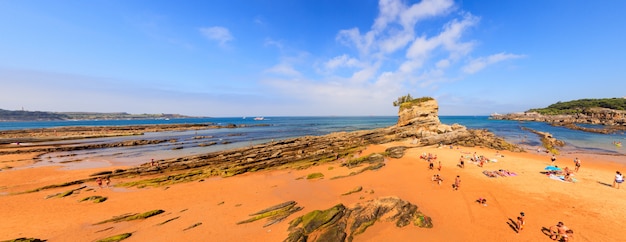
[1, 116, 624, 167]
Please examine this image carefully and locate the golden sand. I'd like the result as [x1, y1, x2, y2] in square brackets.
[1, 141, 624, 242]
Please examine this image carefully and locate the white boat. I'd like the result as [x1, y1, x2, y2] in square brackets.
[253, 117, 264, 121]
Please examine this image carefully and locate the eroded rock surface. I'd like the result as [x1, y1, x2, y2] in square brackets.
[284, 197, 432, 242]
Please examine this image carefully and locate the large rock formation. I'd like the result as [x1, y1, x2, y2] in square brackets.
[284, 197, 433, 242]
[396, 98, 440, 128]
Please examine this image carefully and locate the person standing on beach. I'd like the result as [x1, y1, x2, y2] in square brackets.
[437, 161, 442, 171]
[453, 175, 461, 191]
[516, 212, 525, 232]
[614, 171, 624, 189]
[95, 177, 103, 188]
[104, 177, 111, 187]
[574, 157, 581, 172]
[551, 155, 556, 165]
[459, 156, 465, 168]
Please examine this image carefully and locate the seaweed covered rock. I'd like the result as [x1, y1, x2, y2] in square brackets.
[385, 146, 406, 158]
[285, 197, 432, 242]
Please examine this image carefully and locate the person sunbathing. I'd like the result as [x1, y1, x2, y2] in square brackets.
[549, 222, 573, 241]
[432, 174, 443, 185]
[483, 170, 498, 178]
[476, 198, 487, 206]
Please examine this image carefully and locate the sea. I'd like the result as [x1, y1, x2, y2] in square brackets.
[1, 116, 624, 168]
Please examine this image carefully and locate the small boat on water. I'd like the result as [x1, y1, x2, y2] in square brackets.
[254, 117, 264, 121]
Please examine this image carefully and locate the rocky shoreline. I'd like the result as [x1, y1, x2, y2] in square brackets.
[11, 99, 523, 195]
[491, 110, 626, 134]
[0, 123, 269, 144]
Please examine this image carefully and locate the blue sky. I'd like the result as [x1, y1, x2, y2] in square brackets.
[1, 0, 625, 117]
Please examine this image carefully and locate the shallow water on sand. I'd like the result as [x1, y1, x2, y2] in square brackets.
[4, 116, 623, 168]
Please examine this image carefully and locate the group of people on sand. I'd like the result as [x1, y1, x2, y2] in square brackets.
[430, 173, 459, 190]
[424, 149, 579, 240]
[514, 212, 574, 240]
[95, 176, 111, 188]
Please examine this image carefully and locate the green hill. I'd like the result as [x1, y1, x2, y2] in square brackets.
[0, 109, 196, 121]
[528, 98, 626, 115]
[0, 109, 69, 121]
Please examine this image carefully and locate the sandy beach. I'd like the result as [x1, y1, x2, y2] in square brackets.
[1, 138, 625, 242]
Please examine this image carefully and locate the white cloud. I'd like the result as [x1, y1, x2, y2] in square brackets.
[261, 0, 524, 115]
[264, 63, 301, 77]
[324, 55, 362, 70]
[463, 53, 526, 74]
[199, 26, 233, 46]
[339, 0, 454, 56]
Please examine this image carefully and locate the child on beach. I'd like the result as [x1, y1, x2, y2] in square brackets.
[614, 171, 623, 189]
[104, 177, 111, 187]
[437, 161, 442, 171]
[453, 175, 461, 191]
[574, 157, 581, 172]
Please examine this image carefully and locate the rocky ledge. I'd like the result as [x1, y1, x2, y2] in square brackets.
[491, 108, 626, 128]
[285, 197, 432, 242]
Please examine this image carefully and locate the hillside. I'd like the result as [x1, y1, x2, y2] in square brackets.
[0, 109, 70, 121]
[527, 98, 626, 115]
[0, 109, 196, 121]
[491, 98, 626, 128]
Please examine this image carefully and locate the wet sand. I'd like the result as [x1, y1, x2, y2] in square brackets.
[1, 140, 625, 241]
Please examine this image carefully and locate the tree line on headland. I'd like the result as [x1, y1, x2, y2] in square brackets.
[0, 109, 195, 121]
[527, 98, 626, 115]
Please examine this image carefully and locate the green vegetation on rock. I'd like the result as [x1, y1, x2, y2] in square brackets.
[237, 201, 302, 227]
[306, 172, 324, 179]
[183, 222, 203, 231]
[156, 216, 180, 226]
[297, 204, 345, 234]
[3, 238, 46, 242]
[116, 169, 213, 188]
[392, 94, 434, 107]
[94, 209, 165, 225]
[341, 186, 363, 196]
[528, 98, 626, 114]
[95, 233, 132, 242]
[79, 196, 108, 203]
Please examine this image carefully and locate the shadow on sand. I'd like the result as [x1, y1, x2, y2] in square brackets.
[597, 181, 613, 187]
[506, 218, 518, 233]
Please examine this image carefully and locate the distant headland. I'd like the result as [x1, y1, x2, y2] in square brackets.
[0, 108, 200, 121]
[491, 98, 626, 133]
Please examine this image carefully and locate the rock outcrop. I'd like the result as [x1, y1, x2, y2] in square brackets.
[491, 108, 626, 127]
[284, 197, 432, 242]
[396, 98, 440, 128]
